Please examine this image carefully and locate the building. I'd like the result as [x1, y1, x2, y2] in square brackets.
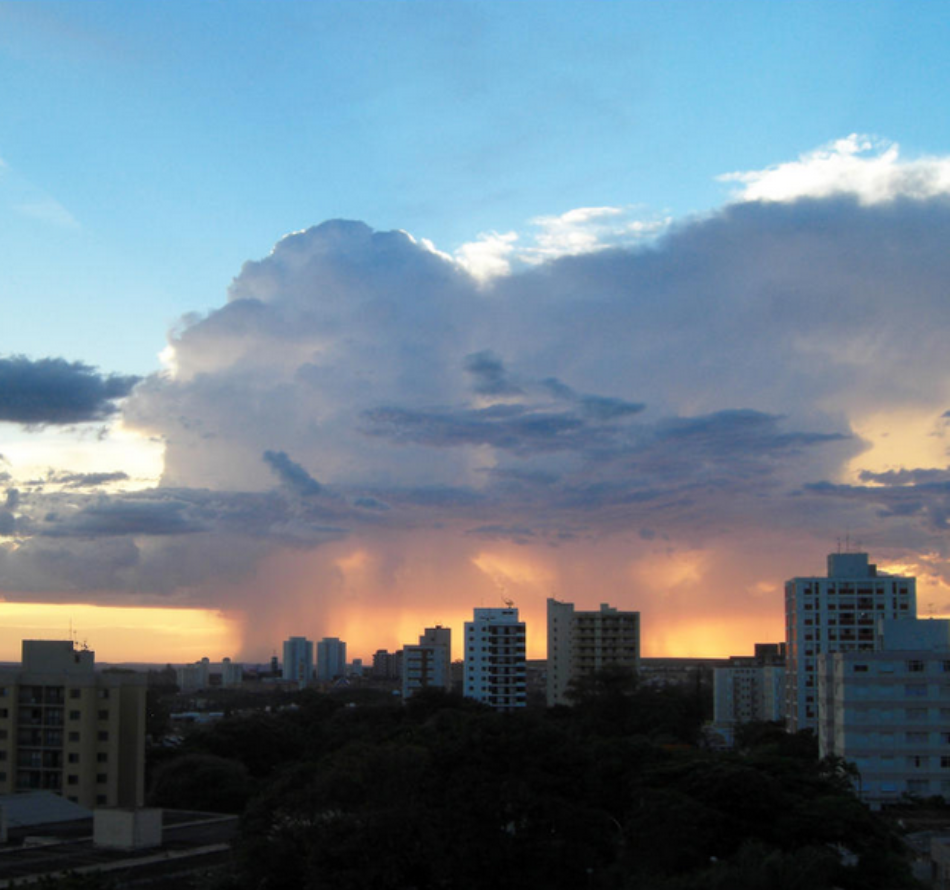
[464, 608, 526, 711]
[785, 551, 916, 732]
[176, 657, 211, 693]
[402, 626, 452, 700]
[316, 637, 347, 682]
[372, 649, 403, 680]
[281, 637, 314, 685]
[818, 619, 950, 807]
[0, 640, 147, 809]
[711, 643, 786, 746]
[546, 599, 640, 706]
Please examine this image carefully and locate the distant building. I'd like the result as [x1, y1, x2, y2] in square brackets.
[818, 619, 950, 807]
[402, 626, 452, 700]
[176, 657, 211, 693]
[316, 637, 347, 682]
[219, 658, 244, 688]
[282, 637, 314, 685]
[0, 640, 147, 809]
[464, 608, 526, 711]
[711, 643, 786, 746]
[785, 551, 916, 732]
[546, 599, 640, 706]
[372, 649, 403, 680]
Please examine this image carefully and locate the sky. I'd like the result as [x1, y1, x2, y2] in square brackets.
[3, 1, 950, 664]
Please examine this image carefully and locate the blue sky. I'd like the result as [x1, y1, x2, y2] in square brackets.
[4, 1, 949, 374]
[3, 1, 950, 661]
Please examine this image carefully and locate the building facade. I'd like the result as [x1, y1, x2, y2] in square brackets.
[785, 552, 916, 732]
[316, 637, 347, 682]
[818, 619, 950, 807]
[711, 643, 786, 746]
[546, 599, 640, 706]
[281, 637, 314, 684]
[402, 626, 452, 699]
[0, 641, 147, 809]
[464, 608, 526, 711]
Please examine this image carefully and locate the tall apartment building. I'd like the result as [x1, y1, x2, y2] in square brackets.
[464, 608, 526, 711]
[372, 649, 403, 680]
[316, 637, 347, 682]
[818, 619, 950, 807]
[282, 636, 314, 684]
[712, 643, 786, 746]
[785, 551, 916, 732]
[402, 626, 452, 699]
[0, 640, 147, 809]
[546, 599, 640, 707]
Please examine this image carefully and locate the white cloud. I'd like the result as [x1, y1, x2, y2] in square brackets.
[452, 206, 669, 281]
[720, 134, 950, 204]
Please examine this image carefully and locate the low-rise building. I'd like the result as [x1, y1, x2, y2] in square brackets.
[711, 643, 785, 746]
[402, 626, 452, 699]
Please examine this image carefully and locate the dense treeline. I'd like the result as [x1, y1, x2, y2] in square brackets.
[145, 674, 921, 890]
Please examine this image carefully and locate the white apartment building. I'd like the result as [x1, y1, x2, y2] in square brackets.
[712, 643, 785, 746]
[0, 641, 146, 809]
[818, 619, 950, 807]
[785, 552, 916, 732]
[464, 608, 526, 711]
[282, 636, 314, 684]
[402, 626, 452, 699]
[546, 599, 640, 706]
[316, 637, 347, 682]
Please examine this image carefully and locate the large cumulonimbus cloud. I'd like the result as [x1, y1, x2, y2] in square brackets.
[6, 139, 950, 656]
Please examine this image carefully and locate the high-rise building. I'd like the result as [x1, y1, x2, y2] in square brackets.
[316, 637, 347, 682]
[711, 643, 786, 746]
[785, 552, 916, 732]
[282, 637, 314, 684]
[464, 608, 526, 711]
[0, 640, 147, 809]
[546, 599, 640, 706]
[176, 657, 211, 693]
[402, 626, 452, 700]
[818, 619, 950, 807]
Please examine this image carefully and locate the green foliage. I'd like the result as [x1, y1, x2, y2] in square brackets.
[148, 753, 254, 813]
[145, 679, 921, 889]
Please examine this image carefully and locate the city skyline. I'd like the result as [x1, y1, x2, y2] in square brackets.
[3, 3, 950, 663]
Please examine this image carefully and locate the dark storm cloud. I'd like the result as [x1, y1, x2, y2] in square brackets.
[51, 471, 130, 488]
[858, 468, 950, 486]
[463, 350, 523, 396]
[40, 497, 206, 538]
[0, 356, 139, 425]
[263, 450, 323, 497]
[5, 489, 19, 510]
[804, 479, 950, 532]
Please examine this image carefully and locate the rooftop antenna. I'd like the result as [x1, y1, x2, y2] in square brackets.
[502, 596, 515, 609]
[837, 536, 842, 554]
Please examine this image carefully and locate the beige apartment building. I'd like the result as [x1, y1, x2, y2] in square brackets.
[0, 640, 147, 809]
[547, 599, 640, 706]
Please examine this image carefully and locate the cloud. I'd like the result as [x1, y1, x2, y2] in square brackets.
[8, 140, 950, 657]
[0, 356, 139, 426]
[719, 134, 950, 205]
[263, 450, 323, 498]
[49, 471, 130, 489]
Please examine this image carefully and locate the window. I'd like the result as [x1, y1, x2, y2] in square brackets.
[69, 732, 79, 742]
[853, 664, 869, 673]
[67, 775, 78, 786]
[907, 732, 928, 744]
[68, 753, 79, 764]
[908, 755, 926, 768]
[908, 779, 929, 795]
[96, 774, 107, 784]
[942, 757, 950, 769]
[907, 660, 925, 673]
[97, 731, 109, 742]
[97, 689, 109, 700]
[942, 661, 950, 673]
[906, 708, 928, 721]
[97, 752, 108, 763]
[98, 710, 108, 720]
[0, 709, 7, 719]
[69, 689, 80, 699]
[905, 684, 928, 697]
[69, 711, 80, 720]
[96, 795, 107, 806]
